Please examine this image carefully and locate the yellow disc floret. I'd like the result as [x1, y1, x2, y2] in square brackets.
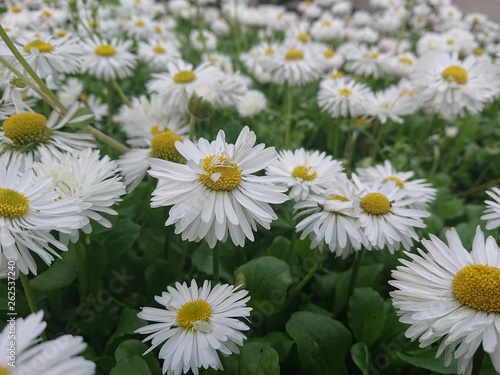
[331, 71, 345, 79]
[135, 20, 145, 27]
[152, 45, 166, 54]
[264, 48, 275, 56]
[397, 56, 414, 65]
[329, 194, 349, 202]
[3, 113, 51, 147]
[285, 49, 304, 61]
[11, 6, 22, 13]
[442, 65, 468, 84]
[360, 193, 391, 215]
[95, 44, 116, 57]
[150, 130, 184, 163]
[338, 88, 352, 97]
[324, 49, 335, 58]
[383, 176, 404, 188]
[200, 155, 242, 191]
[23, 39, 54, 53]
[0, 187, 30, 219]
[292, 166, 317, 181]
[173, 70, 196, 84]
[176, 299, 212, 329]
[452, 264, 500, 313]
[297, 33, 310, 43]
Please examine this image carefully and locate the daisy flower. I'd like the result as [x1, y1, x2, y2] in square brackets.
[148, 126, 288, 248]
[122, 15, 155, 40]
[410, 52, 500, 118]
[0, 105, 95, 171]
[266, 44, 323, 86]
[365, 86, 420, 124]
[311, 43, 344, 72]
[0, 162, 83, 275]
[344, 45, 387, 79]
[356, 160, 437, 209]
[481, 187, 500, 230]
[138, 39, 181, 71]
[310, 16, 345, 41]
[80, 37, 137, 81]
[136, 280, 251, 375]
[317, 77, 370, 118]
[390, 227, 500, 375]
[294, 175, 366, 258]
[237, 90, 267, 118]
[0, 311, 95, 374]
[190, 30, 218, 52]
[32, 148, 126, 243]
[147, 60, 224, 112]
[266, 148, 344, 202]
[352, 174, 430, 253]
[384, 53, 416, 77]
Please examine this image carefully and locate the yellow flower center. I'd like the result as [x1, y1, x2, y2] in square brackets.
[442, 65, 468, 84]
[42, 9, 52, 17]
[321, 20, 332, 27]
[23, 39, 54, 53]
[338, 88, 352, 97]
[474, 47, 483, 56]
[329, 194, 349, 202]
[291, 166, 317, 181]
[0, 365, 10, 375]
[79, 93, 88, 103]
[11, 6, 22, 13]
[354, 117, 369, 125]
[150, 130, 184, 163]
[0, 187, 30, 219]
[285, 49, 304, 61]
[176, 299, 211, 329]
[57, 30, 67, 37]
[364, 51, 379, 59]
[297, 33, 310, 43]
[264, 47, 275, 55]
[173, 70, 196, 84]
[331, 71, 345, 79]
[452, 264, 500, 313]
[3, 113, 51, 147]
[209, 55, 219, 63]
[135, 20, 145, 27]
[360, 193, 391, 215]
[397, 56, 414, 65]
[89, 19, 98, 28]
[152, 45, 166, 54]
[154, 25, 162, 33]
[324, 49, 335, 58]
[200, 155, 242, 191]
[383, 176, 404, 188]
[446, 38, 455, 45]
[95, 44, 116, 57]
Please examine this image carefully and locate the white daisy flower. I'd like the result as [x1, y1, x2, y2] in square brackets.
[310, 16, 345, 41]
[34, 6, 69, 30]
[266, 148, 344, 202]
[122, 15, 155, 40]
[356, 160, 437, 209]
[236, 90, 267, 118]
[410, 52, 500, 119]
[481, 187, 500, 230]
[147, 60, 224, 113]
[148, 126, 288, 248]
[202, 52, 234, 74]
[416, 32, 447, 55]
[294, 175, 366, 258]
[0, 4, 33, 27]
[57, 78, 108, 123]
[137, 280, 251, 375]
[190, 30, 218, 52]
[352, 174, 430, 253]
[384, 53, 416, 77]
[0, 105, 95, 171]
[317, 77, 370, 118]
[390, 227, 500, 375]
[266, 44, 323, 86]
[365, 86, 420, 124]
[0, 162, 83, 275]
[0, 311, 95, 374]
[80, 37, 137, 81]
[344, 45, 387, 78]
[138, 39, 181, 71]
[311, 43, 344, 72]
[32, 149, 125, 243]
[214, 72, 248, 110]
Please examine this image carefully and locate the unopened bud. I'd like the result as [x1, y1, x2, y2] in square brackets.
[10, 77, 27, 88]
[188, 86, 217, 120]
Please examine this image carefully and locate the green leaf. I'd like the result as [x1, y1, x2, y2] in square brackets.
[238, 342, 280, 375]
[107, 307, 146, 348]
[110, 355, 151, 375]
[205, 354, 239, 375]
[348, 287, 387, 347]
[31, 249, 77, 291]
[266, 236, 291, 259]
[235, 256, 292, 314]
[66, 107, 95, 128]
[145, 259, 176, 299]
[397, 349, 457, 374]
[104, 216, 141, 262]
[115, 339, 162, 375]
[350, 342, 373, 375]
[253, 331, 294, 363]
[286, 311, 352, 375]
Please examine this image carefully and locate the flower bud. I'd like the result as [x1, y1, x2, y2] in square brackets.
[187, 86, 217, 120]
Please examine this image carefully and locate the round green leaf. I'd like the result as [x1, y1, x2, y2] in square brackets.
[348, 287, 386, 347]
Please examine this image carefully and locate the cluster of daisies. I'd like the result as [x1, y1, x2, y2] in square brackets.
[0, 0, 499, 374]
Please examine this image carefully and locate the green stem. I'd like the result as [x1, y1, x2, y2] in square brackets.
[75, 242, 87, 304]
[188, 114, 197, 142]
[347, 249, 365, 301]
[195, 0, 209, 55]
[111, 78, 131, 106]
[471, 347, 485, 375]
[370, 122, 383, 163]
[212, 246, 220, 284]
[284, 230, 297, 263]
[84, 125, 130, 153]
[20, 273, 39, 313]
[284, 85, 293, 148]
